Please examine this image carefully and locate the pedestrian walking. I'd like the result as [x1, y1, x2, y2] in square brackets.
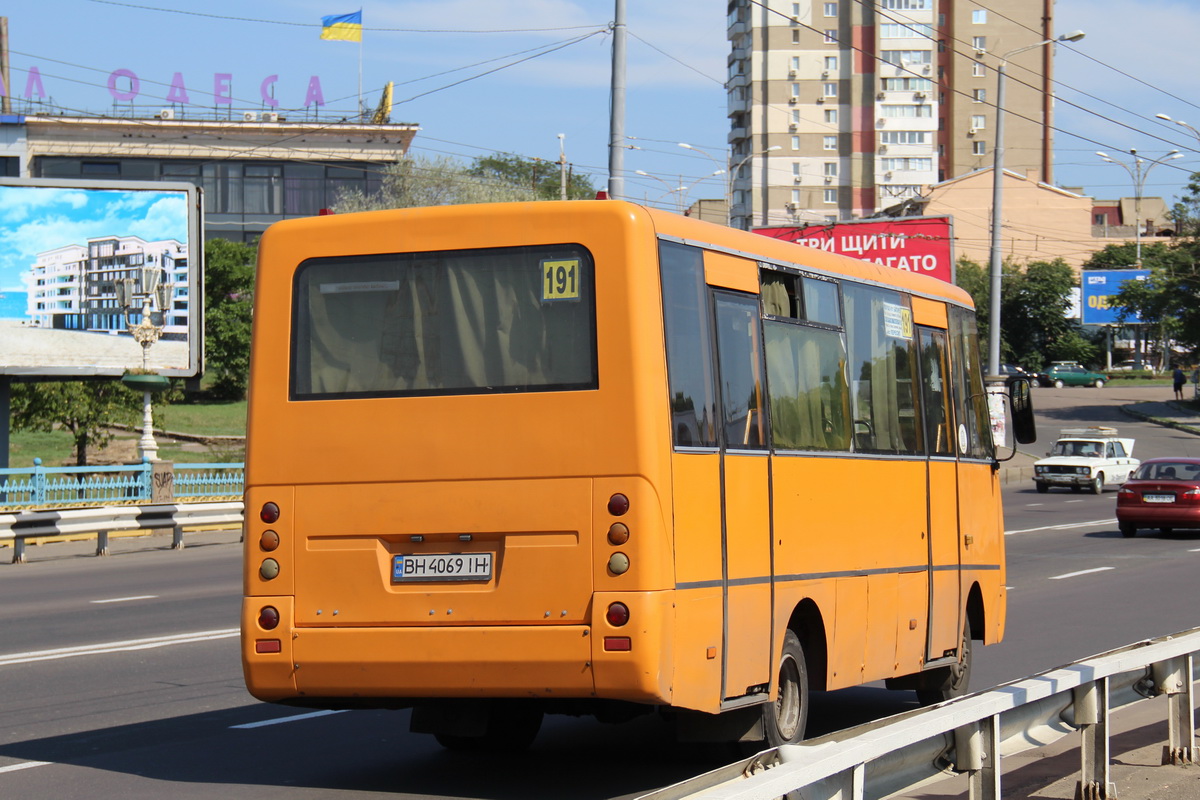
[1172, 364, 1186, 401]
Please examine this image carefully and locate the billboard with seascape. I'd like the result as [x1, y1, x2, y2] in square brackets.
[0, 178, 202, 377]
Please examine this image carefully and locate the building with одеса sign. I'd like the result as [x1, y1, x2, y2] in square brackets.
[0, 112, 417, 243]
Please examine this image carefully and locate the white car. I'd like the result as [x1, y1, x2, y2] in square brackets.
[1033, 427, 1139, 494]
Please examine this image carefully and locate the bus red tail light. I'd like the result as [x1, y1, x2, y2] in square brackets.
[260, 502, 280, 523]
[607, 493, 629, 516]
[606, 602, 630, 627]
[603, 637, 631, 651]
[258, 606, 280, 630]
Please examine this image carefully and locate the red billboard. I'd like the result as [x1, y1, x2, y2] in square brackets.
[755, 216, 955, 284]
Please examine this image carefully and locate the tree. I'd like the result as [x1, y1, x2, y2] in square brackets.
[10, 380, 142, 466]
[334, 155, 537, 212]
[1086, 242, 1197, 368]
[333, 153, 598, 212]
[203, 239, 257, 400]
[1002, 258, 1081, 367]
[467, 152, 596, 200]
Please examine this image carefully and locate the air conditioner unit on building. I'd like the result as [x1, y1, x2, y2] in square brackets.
[876, 91, 886, 100]
[884, 171, 893, 180]
[243, 111, 258, 122]
[821, 70, 829, 78]
[816, 96, 825, 104]
[974, 49, 986, 58]
[878, 145, 888, 154]
[788, 69, 797, 78]
[789, 123, 798, 132]
[824, 176, 833, 184]
[794, 176, 803, 184]
[157, 109, 174, 120]
[785, 202, 798, 211]
[968, 127, 979, 136]
[789, 97, 799, 104]
[914, 92, 926, 101]
[922, 65, 931, 74]
[877, 118, 887, 127]
[262, 112, 279, 122]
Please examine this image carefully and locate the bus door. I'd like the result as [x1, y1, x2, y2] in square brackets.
[711, 290, 772, 700]
[659, 242, 771, 710]
[916, 326, 963, 662]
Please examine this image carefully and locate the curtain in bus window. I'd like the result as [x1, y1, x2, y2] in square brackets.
[660, 242, 718, 448]
[843, 284, 921, 454]
[292, 246, 596, 398]
[714, 293, 766, 449]
[764, 321, 851, 451]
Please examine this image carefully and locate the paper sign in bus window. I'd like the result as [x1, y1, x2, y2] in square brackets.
[541, 259, 581, 301]
[882, 302, 913, 339]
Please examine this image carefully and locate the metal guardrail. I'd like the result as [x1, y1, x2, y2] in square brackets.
[0, 460, 244, 508]
[0, 500, 244, 562]
[639, 629, 1200, 800]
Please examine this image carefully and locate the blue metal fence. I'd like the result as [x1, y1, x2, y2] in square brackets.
[0, 459, 243, 508]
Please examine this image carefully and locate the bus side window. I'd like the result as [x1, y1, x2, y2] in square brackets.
[660, 242, 718, 448]
[948, 308, 993, 459]
[764, 321, 851, 451]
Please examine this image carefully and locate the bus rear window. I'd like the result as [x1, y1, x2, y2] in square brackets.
[290, 244, 597, 399]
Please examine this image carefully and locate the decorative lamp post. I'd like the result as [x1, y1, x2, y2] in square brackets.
[116, 267, 171, 462]
[986, 30, 1085, 381]
[1095, 148, 1183, 266]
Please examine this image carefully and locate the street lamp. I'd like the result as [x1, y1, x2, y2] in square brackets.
[986, 29, 1085, 380]
[635, 170, 688, 212]
[1095, 148, 1184, 265]
[679, 142, 729, 220]
[729, 145, 783, 229]
[115, 265, 171, 462]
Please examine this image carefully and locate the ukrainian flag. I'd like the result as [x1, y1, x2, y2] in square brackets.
[321, 11, 363, 42]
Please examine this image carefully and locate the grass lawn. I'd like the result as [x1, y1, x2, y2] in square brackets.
[5, 398, 246, 468]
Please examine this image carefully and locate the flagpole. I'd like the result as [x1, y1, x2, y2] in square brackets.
[357, 9, 363, 120]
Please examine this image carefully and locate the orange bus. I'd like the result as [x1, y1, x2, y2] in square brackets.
[241, 200, 1033, 750]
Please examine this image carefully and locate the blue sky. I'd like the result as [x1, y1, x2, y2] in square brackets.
[3, 1, 1198, 219]
[0, 186, 189, 292]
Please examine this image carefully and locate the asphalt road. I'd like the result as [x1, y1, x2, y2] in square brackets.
[1, 385, 1197, 799]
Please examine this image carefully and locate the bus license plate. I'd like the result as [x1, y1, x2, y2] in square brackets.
[1143, 494, 1175, 504]
[393, 553, 492, 582]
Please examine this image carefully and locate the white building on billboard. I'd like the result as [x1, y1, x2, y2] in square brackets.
[25, 235, 188, 336]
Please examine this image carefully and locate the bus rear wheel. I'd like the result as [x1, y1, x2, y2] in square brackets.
[762, 629, 809, 747]
[916, 622, 972, 706]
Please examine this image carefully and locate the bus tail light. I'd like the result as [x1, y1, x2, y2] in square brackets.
[603, 637, 631, 651]
[258, 606, 281, 630]
[607, 493, 629, 516]
[607, 522, 630, 545]
[606, 602, 629, 627]
[255, 639, 282, 654]
[260, 502, 281, 523]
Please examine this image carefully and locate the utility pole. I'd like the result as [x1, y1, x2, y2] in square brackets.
[607, 0, 626, 200]
[558, 133, 567, 201]
[0, 17, 11, 115]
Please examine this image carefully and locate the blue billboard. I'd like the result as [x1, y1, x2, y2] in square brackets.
[1080, 269, 1150, 325]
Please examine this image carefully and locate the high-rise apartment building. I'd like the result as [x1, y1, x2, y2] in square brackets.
[727, 0, 1056, 230]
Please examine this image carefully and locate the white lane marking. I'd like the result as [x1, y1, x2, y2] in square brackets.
[1006, 519, 1115, 535]
[0, 761, 51, 774]
[0, 629, 238, 667]
[1026, 503, 1045, 507]
[1065, 500, 1084, 504]
[230, 710, 348, 730]
[90, 595, 158, 604]
[1050, 567, 1115, 580]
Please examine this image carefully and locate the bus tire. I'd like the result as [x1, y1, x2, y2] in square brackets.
[762, 629, 809, 747]
[916, 622, 972, 706]
[434, 701, 543, 753]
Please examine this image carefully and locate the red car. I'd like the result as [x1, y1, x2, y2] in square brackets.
[1116, 458, 1200, 537]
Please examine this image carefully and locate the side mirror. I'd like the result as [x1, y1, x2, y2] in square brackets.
[1009, 378, 1037, 445]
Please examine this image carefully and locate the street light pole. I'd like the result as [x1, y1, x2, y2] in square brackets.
[986, 30, 1084, 380]
[635, 170, 687, 212]
[1096, 148, 1183, 266]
